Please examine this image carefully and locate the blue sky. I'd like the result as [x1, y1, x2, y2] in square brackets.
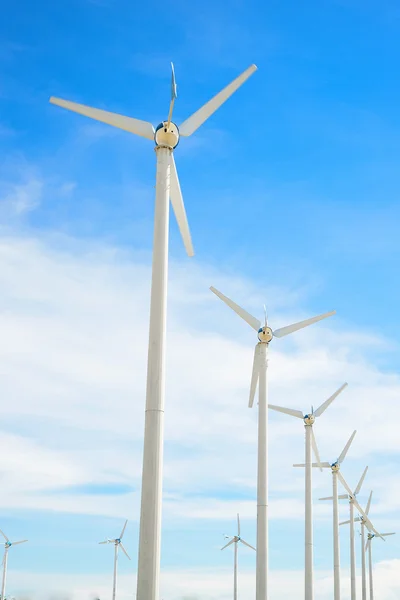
[1, 0, 400, 598]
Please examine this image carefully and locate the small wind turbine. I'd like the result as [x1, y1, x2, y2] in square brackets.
[296, 431, 358, 600]
[99, 519, 130, 600]
[268, 382, 348, 600]
[50, 63, 257, 600]
[330, 466, 368, 600]
[365, 531, 395, 600]
[0, 529, 28, 600]
[221, 514, 255, 600]
[210, 285, 335, 600]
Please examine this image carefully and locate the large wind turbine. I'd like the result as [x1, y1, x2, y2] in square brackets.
[365, 531, 395, 600]
[50, 64, 257, 600]
[209, 286, 335, 600]
[268, 382, 348, 600]
[221, 514, 255, 600]
[331, 466, 368, 600]
[99, 519, 130, 600]
[0, 529, 28, 600]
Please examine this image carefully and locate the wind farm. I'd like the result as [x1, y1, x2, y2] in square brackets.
[0, 1, 399, 600]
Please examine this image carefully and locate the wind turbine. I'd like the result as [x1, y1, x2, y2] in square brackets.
[0, 529, 28, 600]
[365, 531, 395, 600]
[268, 382, 348, 600]
[99, 519, 130, 600]
[50, 63, 257, 600]
[296, 430, 358, 600]
[331, 466, 368, 600]
[221, 514, 255, 600]
[209, 285, 335, 600]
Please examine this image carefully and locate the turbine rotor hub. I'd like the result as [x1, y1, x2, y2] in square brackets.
[331, 462, 340, 472]
[155, 121, 180, 148]
[304, 414, 315, 425]
[258, 326, 273, 343]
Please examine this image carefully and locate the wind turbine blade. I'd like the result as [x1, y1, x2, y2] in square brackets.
[209, 287, 261, 331]
[319, 496, 334, 501]
[338, 494, 348, 499]
[99, 541, 109, 544]
[268, 404, 303, 419]
[249, 344, 261, 408]
[221, 538, 236, 551]
[169, 155, 194, 257]
[179, 64, 257, 137]
[337, 471, 354, 497]
[365, 491, 373, 516]
[350, 496, 383, 539]
[340, 520, 351, 526]
[0, 530, 9, 543]
[338, 430, 357, 464]
[294, 462, 330, 468]
[313, 383, 348, 418]
[237, 514, 240, 537]
[354, 466, 369, 496]
[119, 543, 131, 560]
[239, 539, 256, 551]
[354, 517, 361, 523]
[381, 533, 396, 537]
[167, 62, 178, 127]
[12, 540, 28, 545]
[272, 310, 336, 338]
[311, 429, 323, 472]
[119, 519, 128, 540]
[49, 97, 155, 140]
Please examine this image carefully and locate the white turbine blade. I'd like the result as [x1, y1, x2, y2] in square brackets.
[354, 466, 369, 496]
[337, 471, 354, 497]
[365, 491, 373, 516]
[294, 462, 330, 468]
[237, 514, 240, 537]
[354, 517, 361, 523]
[381, 533, 396, 537]
[119, 543, 131, 560]
[12, 540, 28, 545]
[338, 430, 357, 464]
[239, 538, 256, 551]
[209, 287, 261, 331]
[272, 310, 336, 339]
[268, 404, 303, 419]
[311, 429, 323, 472]
[338, 494, 348, 499]
[340, 520, 351, 526]
[350, 496, 383, 539]
[249, 344, 261, 408]
[170, 155, 194, 257]
[99, 540, 109, 544]
[167, 62, 177, 126]
[179, 64, 257, 137]
[221, 538, 236, 551]
[49, 97, 155, 140]
[0, 530, 9, 543]
[119, 519, 128, 540]
[313, 383, 348, 418]
[319, 496, 334, 501]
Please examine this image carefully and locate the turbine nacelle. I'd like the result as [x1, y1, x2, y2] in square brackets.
[155, 121, 180, 149]
[331, 461, 340, 472]
[257, 326, 273, 343]
[303, 413, 315, 426]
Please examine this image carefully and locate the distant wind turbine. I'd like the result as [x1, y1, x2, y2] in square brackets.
[268, 382, 348, 600]
[365, 531, 395, 600]
[210, 285, 335, 600]
[99, 519, 130, 600]
[0, 529, 28, 600]
[221, 514, 255, 600]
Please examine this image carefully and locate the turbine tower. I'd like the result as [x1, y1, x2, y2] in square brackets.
[210, 285, 335, 600]
[365, 531, 395, 600]
[221, 514, 256, 600]
[0, 529, 28, 600]
[268, 382, 348, 600]
[50, 63, 257, 600]
[99, 519, 130, 600]
[331, 467, 369, 600]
